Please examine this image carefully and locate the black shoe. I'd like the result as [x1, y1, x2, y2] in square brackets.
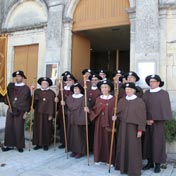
[1, 147, 14, 152]
[33, 145, 42, 150]
[18, 149, 23, 153]
[58, 144, 65, 149]
[142, 160, 154, 170]
[154, 163, 161, 173]
[43, 146, 48, 151]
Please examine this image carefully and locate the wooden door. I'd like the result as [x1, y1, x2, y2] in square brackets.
[14, 44, 38, 86]
[72, 34, 90, 82]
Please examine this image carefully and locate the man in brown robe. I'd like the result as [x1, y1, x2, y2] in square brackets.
[32, 77, 56, 151]
[114, 82, 146, 176]
[81, 68, 92, 88]
[65, 83, 86, 158]
[57, 73, 77, 149]
[1, 70, 31, 152]
[87, 74, 102, 152]
[142, 74, 172, 173]
[85, 80, 115, 164]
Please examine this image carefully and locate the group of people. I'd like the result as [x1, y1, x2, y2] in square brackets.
[0, 68, 173, 176]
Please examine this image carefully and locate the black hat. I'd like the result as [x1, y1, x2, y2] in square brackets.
[98, 69, 108, 77]
[38, 77, 53, 87]
[70, 83, 84, 94]
[97, 80, 114, 92]
[124, 71, 140, 82]
[82, 69, 92, 75]
[112, 70, 125, 77]
[63, 74, 77, 82]
[122, 82, 139, 92]
[61, 71, 71, 77]
[12, 70, 27, 79]
[145, 74, 164, 87]
[88, 74, 102, 81]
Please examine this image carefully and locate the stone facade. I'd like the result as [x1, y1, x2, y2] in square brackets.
[0, 0, 176, 113]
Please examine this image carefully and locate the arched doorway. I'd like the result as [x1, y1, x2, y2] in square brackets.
[71, 0, 130, 81]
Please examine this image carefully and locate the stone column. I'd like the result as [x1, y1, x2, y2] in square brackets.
[45, 0, 64, 75]
[134, 0, 160, 77]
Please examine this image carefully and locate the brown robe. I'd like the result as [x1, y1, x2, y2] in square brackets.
[66, 94, 86, 154]
[57, 88, 72, 145]
[87, 87, 101, 152]
[33, 89, 55, 147]
[1, 83, 31, 149]
[115, 97, 146, 176]
[89, 96, 115, 163]
[142, 89, 172, 163]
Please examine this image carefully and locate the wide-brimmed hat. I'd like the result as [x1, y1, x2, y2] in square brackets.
[97, 80, 114, 92]
[12, 70, 27, 79]
[61, 71, 71, 77]
[82, 69, 92, 75]
[124, 71, 140, 82]
[112, 70, 125, 77]
[38, 77, 53, 87]
[88, 74, 102, 81]
[70, 83, 84, 94]
[63, 74, 77, 82]
[98, 69, 108, 77]
[145, 74, 164, 87]
[122, 82, 139, 92]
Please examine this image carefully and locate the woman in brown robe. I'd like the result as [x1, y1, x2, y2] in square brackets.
[33, 77, 55, 151]
[57, 73, 77, 149]
[142, 74, 172, 173]
[114, 82, 146, 176]
[65, 83, 86, 158]
[85, 80, 115, 165]
[87, 74, 102, 152]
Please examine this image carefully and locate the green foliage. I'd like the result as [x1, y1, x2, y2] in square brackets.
[165, 113, 176, 143]
[24, 112, 34, 131]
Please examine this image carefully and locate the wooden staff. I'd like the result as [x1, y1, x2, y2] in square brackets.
[29, 78, 37, 151]
[108, 78, 119, 173]
[83, 75, 90, 166]
[54, 79, 59, 151]
[60, 77, 68, 159]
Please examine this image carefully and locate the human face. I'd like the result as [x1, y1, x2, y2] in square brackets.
[125, 87, 135, 97]
[99, 73, 106, 79]
[85, 72, 91, 80]
[127, 75, 136, 83]
[73, 87, 81, 94]
[114, 74, 120, 83]
[41, 81, 49, 90]
[100, 84, 111, 95]
[91, 78, 99, 86]
[149, 79, 160, 89]
[15, 75, 24, 83]
[66, 78, 74, 86]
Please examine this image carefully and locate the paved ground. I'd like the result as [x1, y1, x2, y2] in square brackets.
[0, 116, 175, 176]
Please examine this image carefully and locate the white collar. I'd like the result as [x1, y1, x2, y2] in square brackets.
[150, 87, 161, 93]
[15, 82, 25, 86]
[91, 86, 98, 90]
[100, 94, 113, 100]
[40, 87, 49, 91]
[86, 80, 90, 82]
[64, 85, 70, 90]
[126, 95, 137, 100]
[72, 94, 83, 98]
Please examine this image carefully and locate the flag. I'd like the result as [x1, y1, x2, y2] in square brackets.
[0, 34, 8, 96]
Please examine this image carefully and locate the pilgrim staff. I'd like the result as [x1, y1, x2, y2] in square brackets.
[83, 75, 90, 166]
[29, 77, 37, 151]
[108, 78, 118, 173]
[54, 79, 59, 151]
[60, 77, 68, 158]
